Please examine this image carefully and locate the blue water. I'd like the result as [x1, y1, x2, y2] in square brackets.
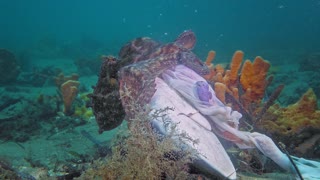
[1, 0, 320, 61]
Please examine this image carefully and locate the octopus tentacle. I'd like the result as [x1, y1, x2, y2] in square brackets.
[119, 53, 179, 119]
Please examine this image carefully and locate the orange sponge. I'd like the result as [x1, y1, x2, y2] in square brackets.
[205, 50, 216, 66]
[61, 80, 80, 114]
[240, 56, 270, 100]
[229, 50, 243, 85]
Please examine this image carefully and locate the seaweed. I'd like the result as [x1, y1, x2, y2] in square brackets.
[79, 105, 198, 179]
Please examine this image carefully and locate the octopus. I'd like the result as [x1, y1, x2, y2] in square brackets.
[93, 30, 320, 179]
[91, 30, 209, 133]
[91, 56, 125, 133]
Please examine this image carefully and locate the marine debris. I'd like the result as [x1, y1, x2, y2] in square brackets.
[210, 51, 320, 160]
[87, 31, 320, 179]
[203, 49, 320, 161]
[3, 30, 317, 179]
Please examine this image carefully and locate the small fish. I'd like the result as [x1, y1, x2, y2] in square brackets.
[195, 81, 212, 102]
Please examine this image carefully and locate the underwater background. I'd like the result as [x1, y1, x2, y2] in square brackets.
[2, 0, 320, 61]
[0, 0, 320, 179]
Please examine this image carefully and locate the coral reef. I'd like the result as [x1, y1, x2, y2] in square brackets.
[0, 49, 21, 84]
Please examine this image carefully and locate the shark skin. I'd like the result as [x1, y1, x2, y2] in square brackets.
[150, 76, 237, 179]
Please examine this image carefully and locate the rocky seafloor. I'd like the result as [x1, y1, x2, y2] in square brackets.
[0, 49, 319, 179]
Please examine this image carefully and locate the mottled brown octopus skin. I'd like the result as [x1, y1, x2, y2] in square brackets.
[91, 38, 161, 133]
[118, 53, 179, 119]
[92, 30, 209, 133]
[119, 30, 209, 76]
[119, 37, 161, 63]
[91, 57, 126, 133]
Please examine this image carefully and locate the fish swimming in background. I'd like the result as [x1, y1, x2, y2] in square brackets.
[195, 81, 212, 102]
